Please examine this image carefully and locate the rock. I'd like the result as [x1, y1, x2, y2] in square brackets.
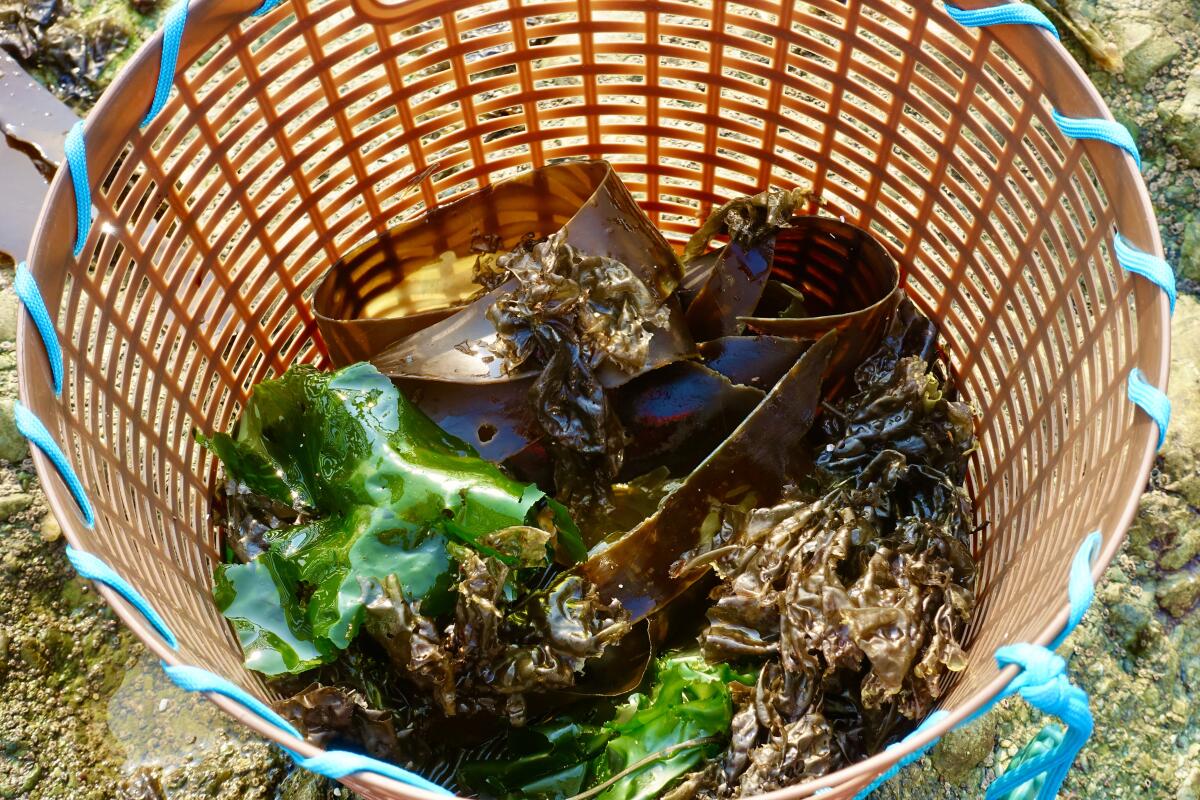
[1161, 68, 1200, 167]
[930, 715, 996, 783]
[0, 491, 33, 521]
[1107, 599, 1154, 653]
[1162, 295, 1200, 490]
[39, 511, 61, 542]
[0, 286, 17, 343]
[1123, 30, 1181, 86]
[0, 397, 29, 462]
[1181, 214, 1200, 282]
[1126, 493, 1200, 569]
[1173, 616, 1200, 692]
[1179, 768, 1200, 800]
[1157, 571, 1200, 618]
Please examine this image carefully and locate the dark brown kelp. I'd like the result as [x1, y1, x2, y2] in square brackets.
[578, 331, 837, 621]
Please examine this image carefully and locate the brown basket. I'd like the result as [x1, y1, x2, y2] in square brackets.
[15, 0, 1173, 796]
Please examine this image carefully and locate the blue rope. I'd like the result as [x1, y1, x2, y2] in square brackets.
[943, 2, 1059, 38]
[162, 662, 454, 794]
[250, 0, 285, 16]
[162, 663, 303, 738]
[851, 710, 952, 799]
[66, 546, 180, 649]
[1051, 531, 1101, 650]
[64, 121, 91, 258]
[11, 401, 94, 526]
[985, 645, 1093, 800]
[1049, 109, 1141, 170]
[1113, 234, 1177, 314]
[1127, 368, 1170, 450]
[298, 751, 454, 796]
[14, 262, 64, 397]
[142, 0, 189, 127]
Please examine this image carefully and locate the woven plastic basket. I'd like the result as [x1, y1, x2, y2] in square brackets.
[14, 0, 1174, 797]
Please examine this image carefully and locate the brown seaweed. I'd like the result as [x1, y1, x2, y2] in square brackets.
[684, 236, 777, 341]
[613, 362, 765, 481]
[697, 335, 809, 392]
[361, 550, 630, 726]
[740, 218, 902, 382]
[682, 186, 816, 264]
[577, 330, 838, 622]
[274, 684, 416, 763]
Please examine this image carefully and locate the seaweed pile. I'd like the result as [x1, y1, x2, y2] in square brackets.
[202, 161, 978, 798]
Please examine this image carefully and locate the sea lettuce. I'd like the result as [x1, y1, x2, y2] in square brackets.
[458, 654, 753, 800]
[203, 362, 584, 674]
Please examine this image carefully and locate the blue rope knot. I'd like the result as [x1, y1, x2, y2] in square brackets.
[997, 642, 1065, 690]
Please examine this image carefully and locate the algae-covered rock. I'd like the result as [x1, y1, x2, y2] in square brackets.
[1159, 571, 1200, 618]
[0, 398, 28, 463]
[0, 491, 31, 521]
[931, 716, 996, 783]
[1161, 67, 1200, 167]
[1182, 214, 1200, 283]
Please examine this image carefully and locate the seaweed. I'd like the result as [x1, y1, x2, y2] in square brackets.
[360, 556, 630, 724]
[682, 187, 815, 264]
[200, 362, 586, 675]
[485, 231, 674, 513]
[458, 653, 755, 800]
[677, 303, 977, 788]
[578, 330, 837, 622]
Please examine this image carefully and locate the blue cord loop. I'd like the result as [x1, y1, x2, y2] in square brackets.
[1127, 368, 1170, 450]
[67, 546, 180, 649]
[851, 710, 951, 799]
[142, 0, 189, 127]
[943, 2, 1059, 38]
[64, 121, 91, 258]
[1049, 109, 1141, 170]
[1052, 531, 1101, 650]
[1113, 234, 1177, 314]
[14, 262, 64, 397]
[11, 401, 94, 526]
[163, 664, 302, 738]
[985, 645, 1093, 800]
[162, 662, 454, 794]
[250, 0, 284, 16]
[298, 751, 454, 796]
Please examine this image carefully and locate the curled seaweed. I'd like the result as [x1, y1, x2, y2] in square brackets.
[274, 684, 416, 764]
[682, 187, 815, 264]
[486, 231, 673, 512]
[687, 305, 977, 781]
[361, 548, 630, 725]
[578, 330, 837, 622]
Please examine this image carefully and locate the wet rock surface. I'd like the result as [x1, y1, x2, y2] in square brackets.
[1, 0, 1199, 797]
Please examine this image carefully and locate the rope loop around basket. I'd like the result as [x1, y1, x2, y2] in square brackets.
[942, 2, 1059, 37]
[162, 663, 454, 795]
[64, 121, 91, 258]
[11, 401, 94, 526]
[14, 262, 63, 397]
[1127, 368, 1171, 450]
[67, 546, 181, 649]
[1114, 234, 1177, 314]
[1048, 109, 1142, 170]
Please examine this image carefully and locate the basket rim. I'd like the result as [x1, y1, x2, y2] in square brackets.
[15, 0, 1172, 796]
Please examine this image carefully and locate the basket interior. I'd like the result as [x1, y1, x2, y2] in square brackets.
[27, 0, 1157, 793]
